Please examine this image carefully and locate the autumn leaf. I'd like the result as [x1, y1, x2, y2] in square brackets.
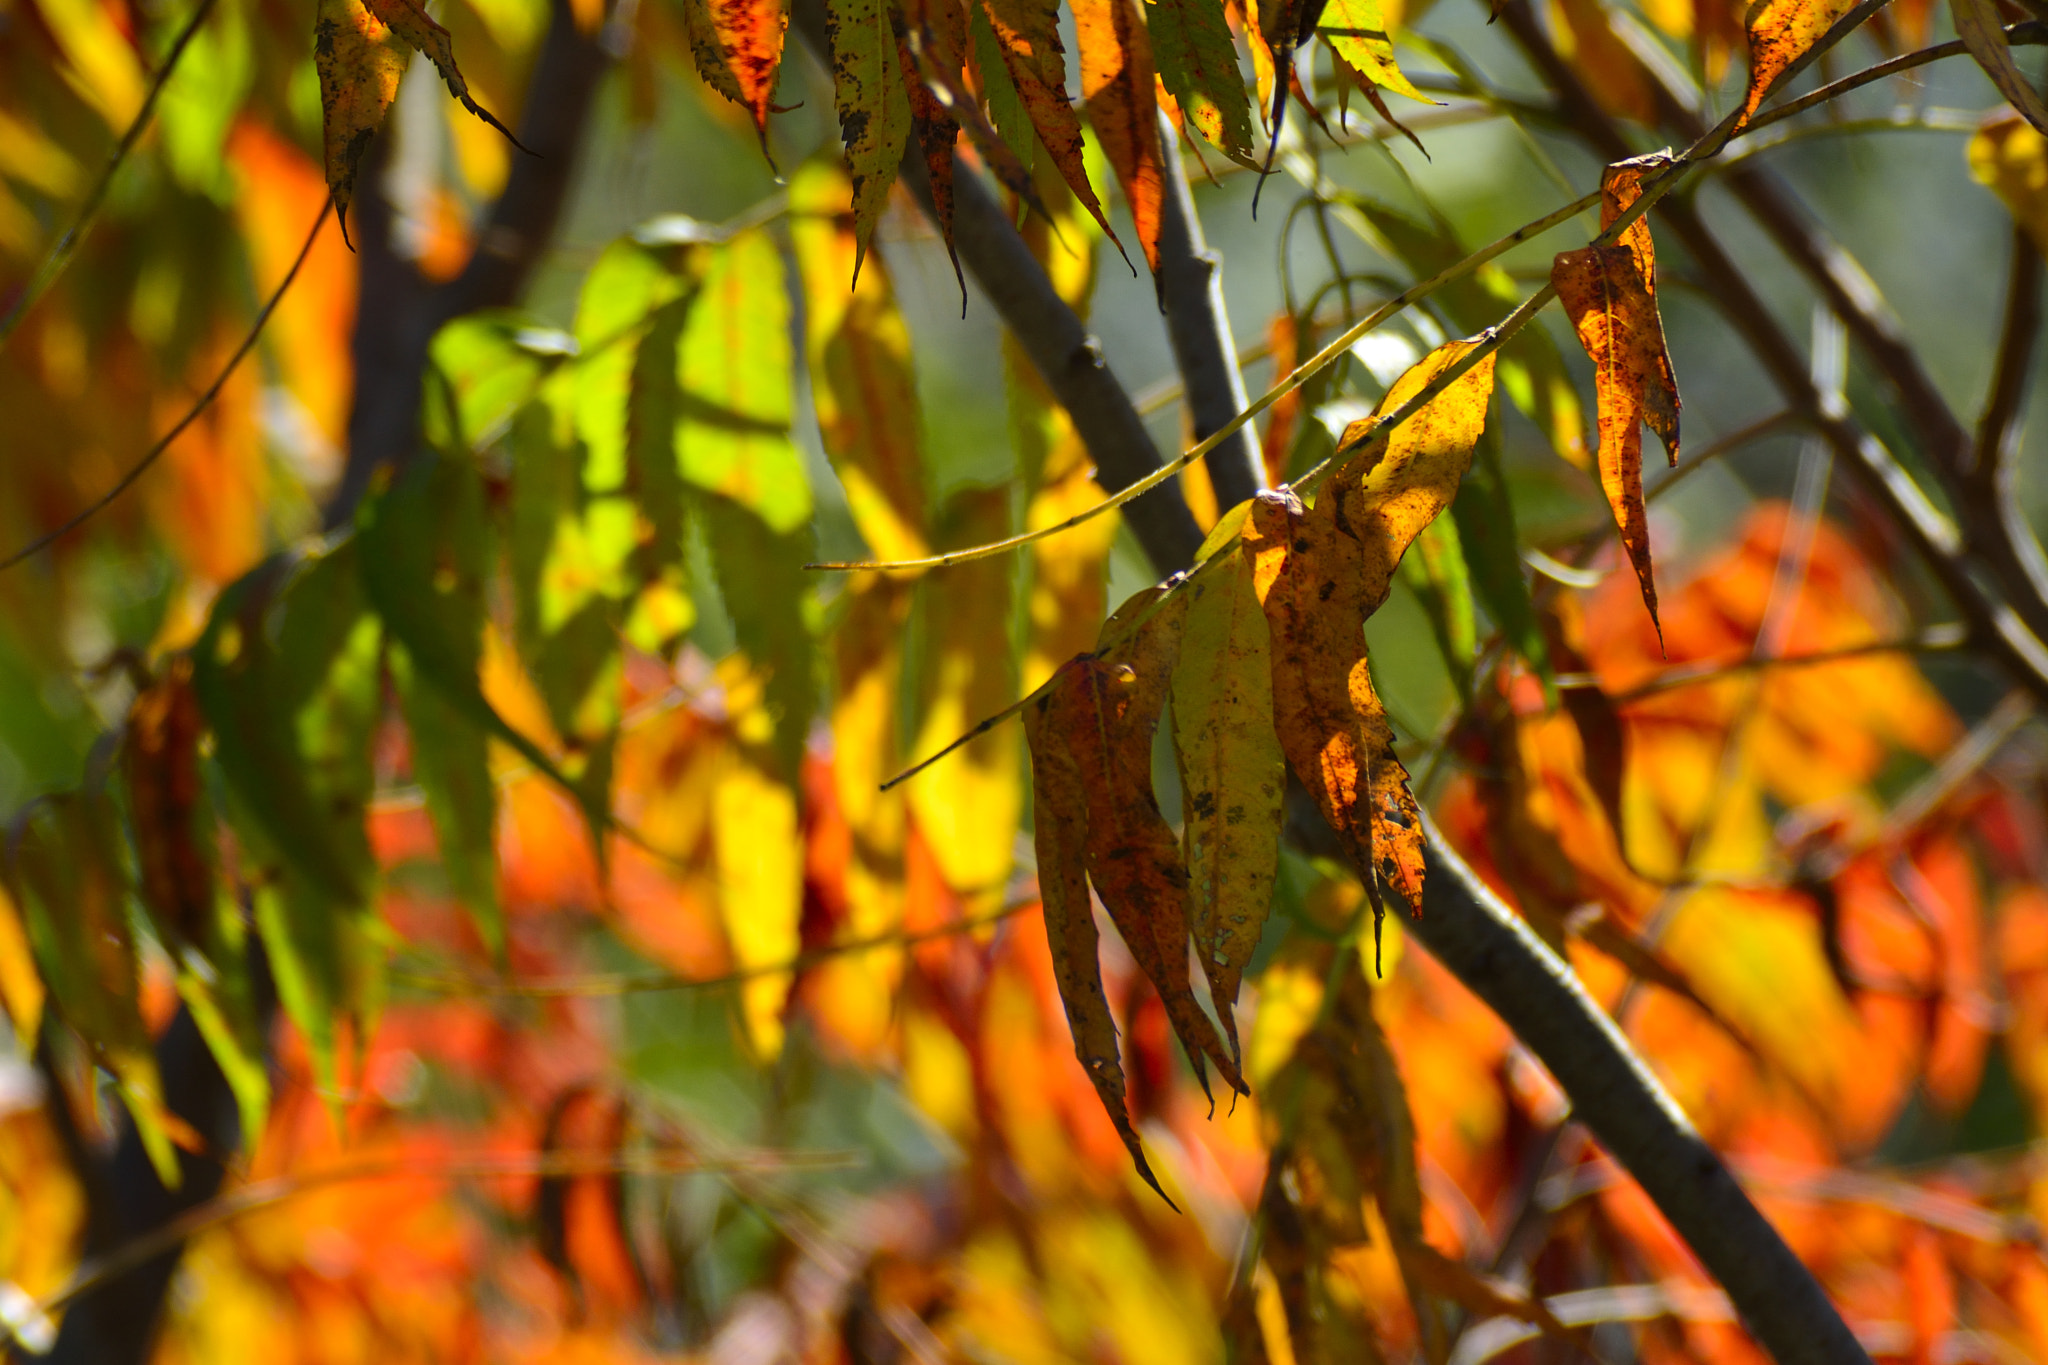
[314, 0, 522, 240]
[1253, 340, 1496, 923]
[1739, 0, 1857, 126]
[824, 0, 913, 278]
[1550, 0, 1656, 124]
[1075, 0, 1165, 274]
[1024, 677, 1167, 1202]
[1082, 587, 1244, 1099]
[679, 0, 789, 163]
[1170, 544, 1285, 1064]
[124, 656, 215, 954]
[1316, 0, 1429, 105]
[977, 0, 1124, 251]
[1970, 113, 2048, 255]
[1147, 0, 1256, 160]
[1953, 0, 2048, 136]
[900, 31, 964, 291]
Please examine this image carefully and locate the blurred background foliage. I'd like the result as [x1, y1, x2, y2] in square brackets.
[5, 0, 2048, 1356]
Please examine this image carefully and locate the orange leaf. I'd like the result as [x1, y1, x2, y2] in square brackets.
[1085, 589, 1245, 1099]
[1247, 487, 1426, 919]
[1075, 0, 1165, 274]
[124, 656, 214, 951]
[1552, 184, 1680, 636]
[1740, 0, 1857, 127]
[679, 0, 790, 164]
[977, 0, 1126, 255]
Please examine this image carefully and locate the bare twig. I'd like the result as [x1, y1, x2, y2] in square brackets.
[0, 200, 333, 574]
[1156, 107, 1265, 509]
[0, 0, 222, 348]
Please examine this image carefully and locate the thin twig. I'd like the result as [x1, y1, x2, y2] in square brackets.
[0, 0, 223, 348]
[1553, 625, 1970, 703]
[0, 201, 333, 574]
[397, 899, 1029, 999]
[1740, 23, 2047, 136]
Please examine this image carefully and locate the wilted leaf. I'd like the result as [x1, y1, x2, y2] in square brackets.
[1255, 340, 1496, 920]
[978, 0, 1123, 249]
[1024, 681, 1165, 1199]
[1170, 546, 1285, 1063]
[1552, 235, 1678, 635]
[824, 0, 913, 276]
[1147, 0, 1256, 159]
[1084, 587, 1244, 1098]
[1954, 0, 2048, 136]
[679, 0, 789, 162]
[124, 656, 215, 952]
[1075, 0, 1165, 273]
[314, 0, 521, 238]
[1740, 0, 1857, 126]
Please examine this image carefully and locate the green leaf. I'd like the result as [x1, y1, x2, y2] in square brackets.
[705, 498, 817, 784]
[675, 230, 812, 534]
[1170, 547, 1285, 1062]
[424, 312, 573, 454]
[1316, 0, 1430, 104]
[1147, 0, 1254, 159]
[972, 0, 1037, 178]
[192, 544, 382, 1096]
[1399, 512, 1477, 697]
[823, 0, 912, 275]
[1451, 422, 1553, 689]
[7, 790, 181, 1185]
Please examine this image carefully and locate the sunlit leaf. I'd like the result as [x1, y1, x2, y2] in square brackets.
[1970, 112, 2048, 254]
[978, 0, 1123, 250]
[1075, 0, 1165, 274]
[1147, 0, 1256, 159]
[1316, 0, 1430, 105]
[824, 0, 913, 277]
[1739, 0, 1856, 126]
[678, 0, 789, 162]
[1170, 543, 1285, 1063]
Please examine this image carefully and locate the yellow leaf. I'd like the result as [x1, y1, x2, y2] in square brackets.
[909, 490, 1021, 897]
[1970, 113, 2048, 257]
[713, 660, 804, 1060]
[1170, 544, 1285, 1063]
[1739, 0, 1857, 127]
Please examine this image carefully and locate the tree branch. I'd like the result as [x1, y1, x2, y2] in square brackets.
[1403, 822, 1874, 1365]
[1974, 223, 2041, 486]
[1155, 110, 1264, 509]
[328, 0, 616, 526]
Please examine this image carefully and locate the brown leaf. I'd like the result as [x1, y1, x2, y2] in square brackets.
[315, 0, 524, 242]
[124, 656, 214, 950]
[1024, 667, 1172, 1204]
[1247, 488, 1426, 924]
[1552, 241, 1678, 636]
[900, 32, 964, 295]
[1598, 156, 1681, 457]
[1083, 588, 1245, 1098]
[1954, 0, 2048, 135]
[977, 0, 1127, 257]
[1739, 0, 1857, 127]
[1074, 0, 1166, 274]
[903, 20, 1047, 219]
[680, 0, 790, 164]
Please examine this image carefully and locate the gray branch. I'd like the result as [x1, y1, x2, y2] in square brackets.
[1155, 109, 1265, 510]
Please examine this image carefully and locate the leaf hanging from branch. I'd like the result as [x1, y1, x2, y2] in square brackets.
[1075, 0, 1166, 274]
[1739, 0, 1858, 127]
[825, 0, 914, 279]
[680, 0, 791, 165]
[1147, 0, 1256, 160]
